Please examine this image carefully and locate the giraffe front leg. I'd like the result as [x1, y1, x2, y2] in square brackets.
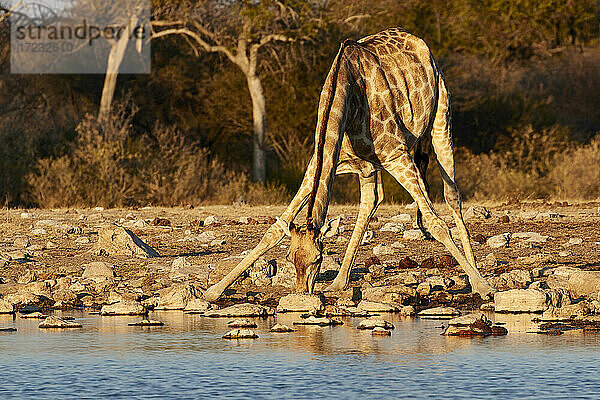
[325, 171, 383, 292]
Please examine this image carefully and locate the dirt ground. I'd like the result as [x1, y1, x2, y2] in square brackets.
[1, 201, 599, 308]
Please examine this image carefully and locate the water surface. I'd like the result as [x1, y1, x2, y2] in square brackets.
[1, 311, 598, 399]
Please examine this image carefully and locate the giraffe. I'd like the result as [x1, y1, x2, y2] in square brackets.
[204, 27, 496, 302]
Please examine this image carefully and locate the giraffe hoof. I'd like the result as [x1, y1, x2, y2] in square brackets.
[203, 285, 222, 302]
[324, 281, 348, 293]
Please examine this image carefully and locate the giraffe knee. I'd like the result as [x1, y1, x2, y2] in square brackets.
[444, 184, 461, 210]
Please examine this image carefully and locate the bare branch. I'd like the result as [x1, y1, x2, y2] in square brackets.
[151, 26, 237, 63]
[258, 34, 291, 47]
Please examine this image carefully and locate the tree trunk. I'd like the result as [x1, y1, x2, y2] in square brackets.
[98, 16, 138, 121]
[246, 73, 266, 184]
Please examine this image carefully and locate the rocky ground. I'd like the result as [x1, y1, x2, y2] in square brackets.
[1, 201, 600, 332]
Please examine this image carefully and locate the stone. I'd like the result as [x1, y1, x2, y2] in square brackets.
[183, 298, 214, 313]
[52, 289, 79, 306]
[403, 229, 425, 240]
[204, 216, 219, 225]
[222, 329, 257, 339]
[391, 241, 405, 249]
[17, 269, 36, 284]
[0, 298, 15, 314]
[417, 282, 431, 296]
[69, 281, 86, 292]
[14, 237, 30, 248]
[418, 306, 460, 318]
[373, 243, 394, 256]
[464, 206, 491, 219]
[270, 323, 295, 333]
[20, 312, 48, 319]
[227, 319, 257, 328]
[154, 284, 199, 310]
[567, 271, 600, 298]
[128, 319, 164, 326]
[487, 233, 510, 248]
[82, 262, 115, 281]
[74, 237, 90, 245]
[39, 316, 82, 328]
[96, 226, 159, 258]
[371, 327, 392, 336]
[399, 305, 415, 316]
[100, 300, 146, 315]
[568, 238, 583, 246]
[292, 316, 343, 326]
[4, 291, 41, 307]
[357, 300, 398, 313]
[249, 257, 275, 286]
[494, 289, 548, 313]
[198, 231, 217, 243]
[277, 294, 323, 313]
[31, 228, 47, 235]
[361, 230, 375, 245]
[391, 214, 412, 223]
[380, 222, 405, 233]
[538, 303, 590, 321]
[357, 318, 394, 330]
[447, 312, 491, 327]
[205, 303, 273, 318]
[442, 313, 506, 337]
[512, 232, 549, 243]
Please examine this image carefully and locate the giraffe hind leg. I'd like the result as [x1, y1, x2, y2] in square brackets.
[413, 140, 432, 239]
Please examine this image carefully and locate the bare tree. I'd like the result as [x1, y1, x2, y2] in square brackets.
[152, 0, 319, 183]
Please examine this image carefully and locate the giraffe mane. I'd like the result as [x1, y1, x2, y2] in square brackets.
[306, 38, 357, 226]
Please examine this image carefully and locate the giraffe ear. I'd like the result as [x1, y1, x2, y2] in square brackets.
[275, 217, 291, 237]
[320, 216, 341, 238]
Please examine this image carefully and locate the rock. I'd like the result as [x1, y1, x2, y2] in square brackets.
[14, 237, 30, 248]
[372, 243, 394, 256]
[391, 241, 405, 249]
[20, 312, 49, 319]
[399, 305, 415, 316]
[222, 329, 258, 339]
[52, 289, 79, 307]
[4, 291, 42, 308]
[371, 327, 392, 336]
[443, 313, 507, 336]
[293, 316, 343, 326]
[74, 237, 90, 245]
[538, 303, 590, 321]
[96, 226, 159, 258]
[183, 298, 214, 313]
[69, 281, 86, 292]
[31, 228, 47, 235]
[426, 276, 454, 291]
[0, 298, 15, 314]
[277, 294, 323, 313]
[357, 300, 398, 313]
[418, 306, 460, 318]
[567, 271, 600, 298]
[361, 230, 375, 245]
[204, 216, 219, 225]
[128, 319, 164, 326]
[391, 214, 412, 223]
[357, 318, 394, 330]
[405, 202, 418, 210]
[403, 229, 425, 240]
[464, 206, 491, 219]
[227, 319, 257, 328]
[82, 262, 115, 281]
[205, 303, 273, 318]
[568, 237, 583, 246]
[494, 289, 548, 313]
[398, 257, 419, 269]
[417, 282, 431, 296]
[498, 215, 510, 223]
[154, 284, 199, 310]
[472, 233, 487, 244]
[100, 300, 146, 315]
[380, 222, 405, 233]
[39, 316, 82, 329]
[270, 323, 295, 333]
[512, 232, 548, 243]
[447, 312, 490, 327]
[487, 233, 510, 248]
[249, 257, 276, 286]
[197, 231, 217, 243]
[480, 302, 495, 311]
[17, 269, 36, 284]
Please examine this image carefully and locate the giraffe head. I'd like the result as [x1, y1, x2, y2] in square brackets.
[277, 217, 340, 294]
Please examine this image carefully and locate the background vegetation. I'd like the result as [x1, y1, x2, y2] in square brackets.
[1, 0, 599, 207]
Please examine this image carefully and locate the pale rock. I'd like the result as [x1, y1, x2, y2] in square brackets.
[74, 237, 90, 245]
[512, 232, 548, 243]
[4, 291, 41, 307]
[82, 262, 115, 280]
[210, 239, 226, 246]
[357, 300, 398, 313]
[52, 289, 79, 306]
[31, 228, 47, 236]
[494, 289, 548, 313]
[535, 212, 561, 220]
[69, 281, 86, 292]
[483, 253, 498, 267]
[270, 323, 294, 333]
[205, 303, 273, 318]
[249, 257, 275, 286]
[380, 222, 405, 233]
[154, 284, 199, 310]
[20, 212, 32, 219]
[17, 269, 37, 284]
[222, 329, 258, 339]
[96, 226, 159, 258]
[361, 285, 415, 304]
[39, 316, 82, 328]
[559, 251, 571, 257]
[93, 207, 105, 211]
[100, 300, 146, 315]
[372, 326, 392, 336]
[20, 311, 48, 319]
[487, 233, 510, 248]
[519, 211, 539, 220]
[567, 271, 600, 298]
[418, 306, 460, 317]
[405, 202, 418, 210]
[133, 219, 148, 228]
[14, 237, 30, 248]
[391, 241, 405, 249]
[357, 318, 394, 330]
[568, 237, 583, 246]
[391, 214, 412, 223]
[198, 231, 217, 243]
[204, 216, 218, 225]
[277, 294, 323, 313]
[403, 229, 425, 240]
[45, 241, 57, 249]
[0, 298, 15, 313]
[361, 230, 375, 245]
[227, 319, 257, 328]
[184, 298, 214, 313]
[538, 303, 590, 321]
[417, 282, 431, 296]
[448, 312, 491, 327]
[399, 305, 415, 316]
[426, 276, 454, 291]
[373, 243, 394, 256]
